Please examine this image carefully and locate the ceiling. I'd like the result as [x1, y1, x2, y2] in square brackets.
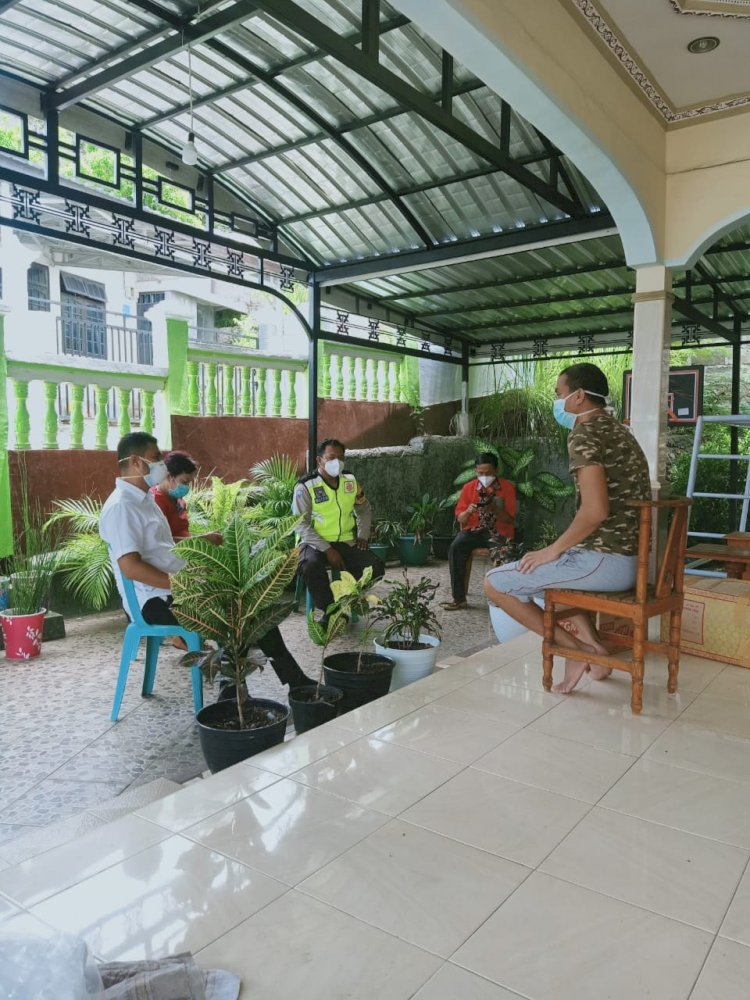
[573, 0, 750, 122]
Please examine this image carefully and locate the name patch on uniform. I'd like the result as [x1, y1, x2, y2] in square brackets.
[313, 486, 329, 503]
[344, 480, 355, 493]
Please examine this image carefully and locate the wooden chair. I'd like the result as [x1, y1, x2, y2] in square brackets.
[542, 497, 691, 714]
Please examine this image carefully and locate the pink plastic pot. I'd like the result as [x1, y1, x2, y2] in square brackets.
[1, 608, 46, 660]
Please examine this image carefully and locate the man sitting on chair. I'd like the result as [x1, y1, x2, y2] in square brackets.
[293, 438, 384, 622]
[441, 452, 517, 611]
[484, 363, 651, 693]
[99, 432, 312, 690]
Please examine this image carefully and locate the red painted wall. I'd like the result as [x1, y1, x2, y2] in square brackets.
[171, 415, 309, 480]
[10, 449, 118, 521]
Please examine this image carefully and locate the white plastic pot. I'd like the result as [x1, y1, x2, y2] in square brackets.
[488, 598, 544, 643]
[374, 633, 440, 691]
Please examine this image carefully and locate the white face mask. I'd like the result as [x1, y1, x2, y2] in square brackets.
[120, 456, 168, 488]
[323, 458, 343, 477]
[477, 475, 495, 488]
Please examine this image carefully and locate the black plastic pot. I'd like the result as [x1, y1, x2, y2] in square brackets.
[431, 534, 452, 560]
[322, 652, 395, 713]
[289, 684, 343, 734]
[196, 697, 289, 773]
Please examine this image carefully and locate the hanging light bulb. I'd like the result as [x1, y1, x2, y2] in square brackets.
[182, 131, 197, 166]
[181, 37, 198, 166]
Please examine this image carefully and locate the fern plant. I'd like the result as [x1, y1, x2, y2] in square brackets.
[44, 497, 114, 610]
[173, 512, 300, 728]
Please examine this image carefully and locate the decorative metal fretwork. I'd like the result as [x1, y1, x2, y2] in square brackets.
[577, 334, 595, 355]
[420, 335, 432, 352]
[395, 326, 406, 348]
[532, 337, 548, 358]
[490, 342, 505, 362]
[626, 330, 634, 348]
[12, 184, 40, 222]
[336, 310, 349, 335]
[279, 264, 295, 291]
[367, 319, 380, 342]
[443, 336, 454, 358]
[680, 323, 701, 348]
[0, 182, 307, 299]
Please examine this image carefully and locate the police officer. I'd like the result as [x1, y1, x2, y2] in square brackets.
[292, 438, 384, 619]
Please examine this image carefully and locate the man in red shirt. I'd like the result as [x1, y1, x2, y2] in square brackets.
[441, 451, 516, 610]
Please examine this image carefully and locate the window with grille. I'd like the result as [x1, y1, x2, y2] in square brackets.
[27, 263, 50, 311]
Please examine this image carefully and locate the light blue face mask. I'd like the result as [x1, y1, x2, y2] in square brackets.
[168, 483, 190, 500]
[553, 389, 607, 431]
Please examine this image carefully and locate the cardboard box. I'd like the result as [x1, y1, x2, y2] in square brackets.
[660, 578, 750, 668]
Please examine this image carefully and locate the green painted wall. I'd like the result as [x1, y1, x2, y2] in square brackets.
[0, 315, 12, 556]
[164, 317, 190, 449]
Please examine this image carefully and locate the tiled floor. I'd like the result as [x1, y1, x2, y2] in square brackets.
[0, 560, 496, 861]
[1, 626, 749, 999]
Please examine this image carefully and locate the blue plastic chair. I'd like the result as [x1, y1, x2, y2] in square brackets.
[111, 568, 203, 722]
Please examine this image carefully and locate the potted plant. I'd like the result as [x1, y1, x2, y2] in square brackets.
[309, 568, 394, 713]
[172, 512, 302, 772]
[287, 610, 347, 734]
[398, 493, 450, 567]
[370, 572, 442, 690]
[370, 517, 403, 564]
[1, 506, 58, 660]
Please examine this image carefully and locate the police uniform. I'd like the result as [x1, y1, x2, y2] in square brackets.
[292, 470, 384, 613]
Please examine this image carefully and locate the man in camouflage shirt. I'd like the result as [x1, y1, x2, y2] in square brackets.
[485, 362, 651, 694]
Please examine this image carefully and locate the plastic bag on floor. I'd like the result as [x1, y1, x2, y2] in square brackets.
[0, 932, 104, 1000]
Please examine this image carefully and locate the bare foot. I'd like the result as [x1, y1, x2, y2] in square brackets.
[552, 657, 589, 693]
[588, 664, 613, 681]
[171, 636, 188, 651]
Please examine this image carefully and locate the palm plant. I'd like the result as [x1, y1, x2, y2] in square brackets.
[44, 497, 113, 610]
[173, 512, 300, 729]
[186, 477, 253, 534]
[245, 454, 300, 543]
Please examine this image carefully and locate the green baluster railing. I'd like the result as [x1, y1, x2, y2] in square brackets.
[240, 367, 251, 415]
[365, 358, 376, 401]
[256, 368, 266, 415]
[377, 360, 387, 401]
[42, 381, 59, 449]
[330, 354, 342, 399]
[320, 346, 331, 397]
[344, 356, 355, 400]
[223, 364, 235, 415]
[141, 389, 154, 434]
[69, 383, 85, 449]
[186, 361, 200, 416]
[94, 385, 109, 450]
[354, 357, 365, 401]
[389, 361, 399, 402]
[13, 379, 30, 450]
[205, 363, 218, 415]
[117, 387, 131, 437]
[288, 370, 297, 418]
[271, 368, 282, 416]
[399, 357, 410, 402]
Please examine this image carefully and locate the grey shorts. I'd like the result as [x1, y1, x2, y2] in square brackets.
[485, 547, 637, 602]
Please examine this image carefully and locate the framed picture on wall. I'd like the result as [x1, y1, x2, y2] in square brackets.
[622, 366, 704, 426]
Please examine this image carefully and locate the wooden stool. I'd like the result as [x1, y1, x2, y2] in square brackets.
[542, 497, 691, 714]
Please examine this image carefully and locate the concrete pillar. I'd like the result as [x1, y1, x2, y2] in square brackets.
[630, 265, 673, 492]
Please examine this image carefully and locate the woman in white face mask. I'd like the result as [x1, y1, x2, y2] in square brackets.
[484, 362, 652, 695]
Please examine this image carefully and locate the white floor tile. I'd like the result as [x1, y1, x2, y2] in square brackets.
[247, 726, 361, 776]
[492, 652, 590, 693]
[0, 815, 170, 908]
[373, 703, 518, 764]
[135, 763, 280, 832]
[702, 666, 750, 704]
[412, 964, 525, 1000]
[680, 692, 750, 740]
[690, 938, 750, 1000]
[432, 674, 561, 726]
[30, 835, 286, 961]
[720, 861, 750, 946]
[529, 691, 678, 755]
[645, 722, 750, 785]
[541, 807, 748, 931]
[330, 691, 435, 736]
[474, 728, 633, 803]
[292, 738, 462, 816]
[453, 872, 712, 1000]
[402, 767, 589, 867]
[601, 758, 750, 850]
[196, 890, 441, 1000]
[300, 820, 529, 957]
[184, 779, 387, 885]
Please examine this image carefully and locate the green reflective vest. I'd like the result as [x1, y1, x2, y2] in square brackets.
[305, 473, 358, 542]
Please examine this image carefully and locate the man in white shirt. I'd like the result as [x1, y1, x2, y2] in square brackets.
[100, 432, 312, 690]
